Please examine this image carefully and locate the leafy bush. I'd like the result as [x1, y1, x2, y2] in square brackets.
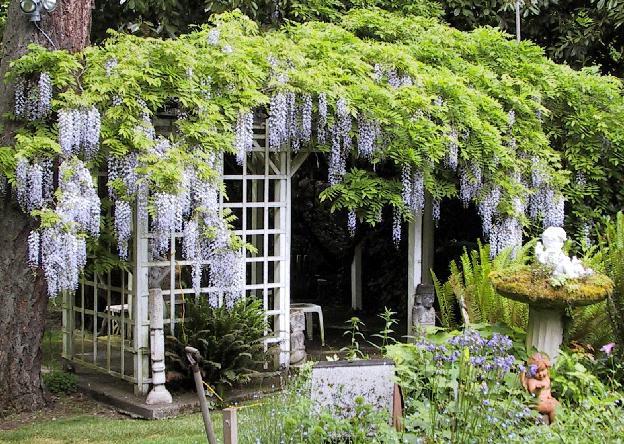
[166, 297, 267, 390]
[43, 370, 78, 395]
[551, 350, 609, 405]
[433, 241, 531, 330]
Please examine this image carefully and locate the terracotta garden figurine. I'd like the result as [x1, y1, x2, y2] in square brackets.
[521, 353, 559, 424]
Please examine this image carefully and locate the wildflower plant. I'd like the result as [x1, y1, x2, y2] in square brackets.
[386, 329, 538, 442]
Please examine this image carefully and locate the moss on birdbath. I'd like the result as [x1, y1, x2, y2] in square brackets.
[490, 264, 613, 309]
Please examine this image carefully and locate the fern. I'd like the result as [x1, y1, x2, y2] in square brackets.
[165, 297, 268, 391]
[433, 240, 531, 330]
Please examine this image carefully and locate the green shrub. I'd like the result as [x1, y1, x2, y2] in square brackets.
[551, 350, 609, 405]
[569, 211, 624, 351]
[43, 370, 78, 395]
[165, 297, 267, 391]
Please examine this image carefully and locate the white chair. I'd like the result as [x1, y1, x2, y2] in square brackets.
[290, 303, 325, 346]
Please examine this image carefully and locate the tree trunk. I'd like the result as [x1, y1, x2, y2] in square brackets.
[0, 0, 92, 415]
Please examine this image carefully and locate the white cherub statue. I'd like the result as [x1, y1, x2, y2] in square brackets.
[535, 227, 593, 279]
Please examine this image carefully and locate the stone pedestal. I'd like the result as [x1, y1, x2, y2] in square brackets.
[290, 309, 306, 365]
[146, 288, 173, 405]
[526, 306, 563, 361]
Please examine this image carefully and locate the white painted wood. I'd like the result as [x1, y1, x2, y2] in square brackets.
[407, 211, 424, 337]
[351, 242, 363, 310]
[146, 288, 173, 405]
[291, 151, 310, 176]
[134, 204, 151, 395]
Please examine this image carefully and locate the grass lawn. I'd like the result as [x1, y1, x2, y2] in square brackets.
[0, 410, 226, 444]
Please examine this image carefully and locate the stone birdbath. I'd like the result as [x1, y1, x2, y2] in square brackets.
[490, 227, 613, 361]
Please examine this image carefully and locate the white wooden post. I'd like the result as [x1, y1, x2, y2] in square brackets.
[61, 290, 73, 362]
[146, 288, 173, 404]
[407, 211, 424, 337]
[133, 204, 150, 396]
[351, 242, 363, 310]
[278, 151, 291, 367]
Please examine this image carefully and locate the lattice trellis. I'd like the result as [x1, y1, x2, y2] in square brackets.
[62, 115, 296, 394]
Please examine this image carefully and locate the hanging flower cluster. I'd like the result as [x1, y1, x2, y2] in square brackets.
[392, 207, 402, 247]
[489, 217, 523, 257]
[58, 107, 101, 158]
[34, 227, 88, 296]
[56, 159, 101, 237]
[114, 201, 132, 260]
[445, 129, 459, 171]
[14, 158, 55, 213]
[347, 210, 357, 237]
[373, 64, 414, 88]
[478, 186, 501, 237]
[317, 93, 327, 144]
[459, 162, 482, 207]
[401, 165, 425, 214]
[176, 174, 244, 306]
[357, 114, 381, 159]
[326, 97, 353, 185]
[14, 72, 53, 120]
[432, 198, 441, 225]
[234, 111, 254, 165]
[27, 159, 98, 295]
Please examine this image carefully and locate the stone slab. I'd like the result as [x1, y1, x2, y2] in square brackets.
[74, 368, 284, 420]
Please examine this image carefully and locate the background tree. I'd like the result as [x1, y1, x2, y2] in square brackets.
[442, 0, 624, 76]
[0, 0, 92, 415]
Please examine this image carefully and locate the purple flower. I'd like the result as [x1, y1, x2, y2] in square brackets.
[528, 364, 538, 378]
[601, 342, 615, 355]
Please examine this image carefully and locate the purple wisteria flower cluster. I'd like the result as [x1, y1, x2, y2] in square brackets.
[445, 129, 459, 171]
[147, 169, 245, 306]
[401, 165, 425, 214]
[58, 107, 101, 158]
[347, 210, 357, 237]
[14, 72, 53, 121]
[357, 114, 381, 159]
[459, 162, 482, 207]
[15, 158, 47, 213]
[234, 111, 254, 165]
[372, 64, 414, 88]
[26, 159, 99, 296]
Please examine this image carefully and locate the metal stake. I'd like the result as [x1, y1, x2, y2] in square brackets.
[185, 346, 218, 444]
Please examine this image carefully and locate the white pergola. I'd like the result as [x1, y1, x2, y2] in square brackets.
[61, 115, 433, 395]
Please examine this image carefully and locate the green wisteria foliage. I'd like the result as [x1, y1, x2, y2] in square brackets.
[2, 8, 623, 297]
